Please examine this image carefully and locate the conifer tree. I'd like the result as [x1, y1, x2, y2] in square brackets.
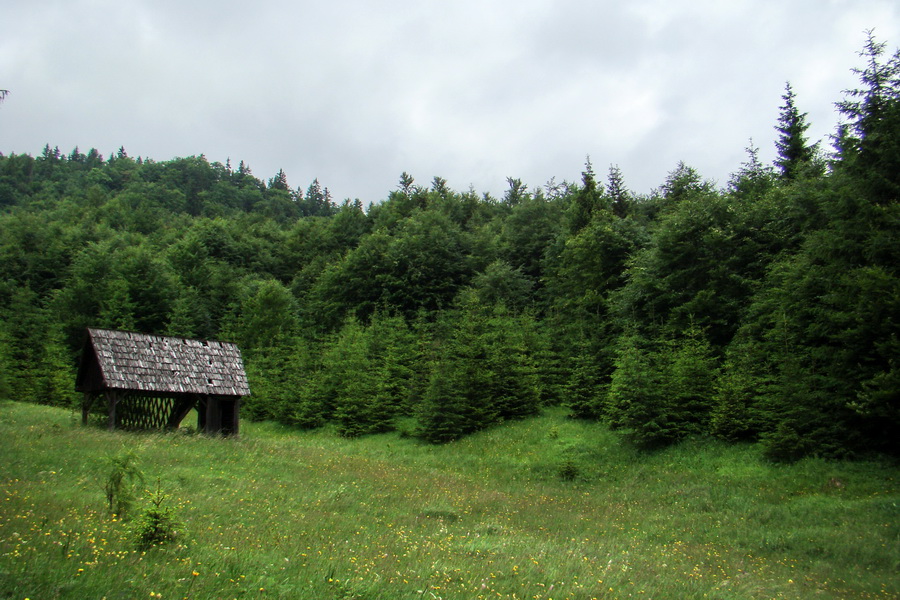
[605, 333, 666, 444]
[661, 326, 718, 436]
[565, 341, 605, 419]
[606, 164, 631, 218]
[503, 177, 529, 206]
[331, 319, 381, 437]
[774, 82, 821, 181]
[659, 161, 709, 205]
[165, 286, 202, 339]
[0, 318, 12, 399]
[710, 341, 768, 442]
[483, 303, 540, 421]
[728, 140, 776, 198]
[417, 358, 470, 443]
[268, 168, 289, 191]
[835, 31, 900, 204]
[415, 293, 538, 442]
[3, 286, 74, 406]
[367, 312, 418, 422]
[99, 279, 137, 331]
[243, 336, 313, 423]
[606, 327, 718, 448]
[567, 158, 604, 234]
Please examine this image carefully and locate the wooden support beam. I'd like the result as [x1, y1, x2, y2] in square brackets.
[196, 396, 208, 432]
[231, 398, 241, 437]
[82, 392, 98, 426]
[166, 395, 197, 430]
[106, 390, 118, 430]
[205, 395, 220, 434]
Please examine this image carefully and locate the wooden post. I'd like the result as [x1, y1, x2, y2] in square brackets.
[106, 390, 118, 430]
[166, 395, 196, 430]
[197, 396, 207, 432]
[231, 398, 240, 437]
[82, 392, 95, 426]
[205, 396, 220, 434]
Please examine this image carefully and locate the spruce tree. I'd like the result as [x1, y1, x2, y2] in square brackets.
[605, 333, 668, 445]
[567, 158, 605, 234]
[268, 168, 289, 191]
[606, 164, 631, 218]
[835, 31, 900, 204]
[728, 140, 775, 199]
[774, 82, 820, 181]
[661, 326, 718, 437]
[565, 341, 605, 419]
[368, 312, 418, 425]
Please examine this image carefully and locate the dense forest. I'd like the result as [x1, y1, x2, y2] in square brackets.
[1, 35, 897, 461]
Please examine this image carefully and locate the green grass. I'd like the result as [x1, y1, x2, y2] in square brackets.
[1, 401, 898, 600]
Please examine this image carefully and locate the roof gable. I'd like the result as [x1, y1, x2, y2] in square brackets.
[76, 328, 250, 396]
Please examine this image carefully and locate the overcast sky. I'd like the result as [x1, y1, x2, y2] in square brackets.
[2, 0, 899, 203]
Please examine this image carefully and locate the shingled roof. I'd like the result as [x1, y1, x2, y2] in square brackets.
[76, 328, 250, 397]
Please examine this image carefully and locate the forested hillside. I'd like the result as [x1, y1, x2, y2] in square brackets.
[1, 36, 898, 460]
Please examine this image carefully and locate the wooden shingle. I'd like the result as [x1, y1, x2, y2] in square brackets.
[77, 328, 249, 435]
[77, 328, 250, 397]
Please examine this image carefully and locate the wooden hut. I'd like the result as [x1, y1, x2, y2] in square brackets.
[76, 328, 250, 435]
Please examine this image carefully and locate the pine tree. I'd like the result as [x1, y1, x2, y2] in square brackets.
[710, 340, 769, 442]
[605, 333, 667, 445]
[503, 177, 529, 206]
[0, 316, 14, 399]
[483, 303, 540, 421]
[242, 336, 313, 424]
[659, 161, 709, 205]
[368, 312, 418, 418]
[728, 140, 776, 198]
[661, 325, 718, 437]
[567, 158, 605, 233]
[606, 164, 631, 218]
[565, 341, 605, 419]
[774, 82, 821, 181]
[268, 168, 289, 191]
[165, 286, 202, 339]
[234, 279, 298, 353]
[417, 357, 470, 443]
[415, 294, 539, 442]
[98, 279, 137, 331]
[3, 286, 75, 406]
[835, 31, 900, 204]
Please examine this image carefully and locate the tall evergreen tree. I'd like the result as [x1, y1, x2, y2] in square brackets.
[835, 31, 900, 204]
[416, 293, 538, 442]
[567, 158, 604, 234]
[329, 319, 382, 437]
[0, 317, 12, 399]
[774, 82, 821, 181]
[268, 168, 289, 191]
[728, 140, 776, 199]
[606, 164, 631, 218]
[565, 340, 606, 419]
[502, 177, 529, 206]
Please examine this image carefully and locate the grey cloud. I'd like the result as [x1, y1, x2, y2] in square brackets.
[2, 0, 899, 202]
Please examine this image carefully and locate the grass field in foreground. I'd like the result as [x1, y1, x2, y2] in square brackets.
[1, 400, 898, 600]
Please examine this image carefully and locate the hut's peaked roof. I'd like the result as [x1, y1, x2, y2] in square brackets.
[77, 328, 250, 396]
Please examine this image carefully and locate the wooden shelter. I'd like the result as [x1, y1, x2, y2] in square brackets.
[76, 328, 250, 435]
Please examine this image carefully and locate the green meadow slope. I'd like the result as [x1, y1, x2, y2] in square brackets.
[1, 401, 897, 600]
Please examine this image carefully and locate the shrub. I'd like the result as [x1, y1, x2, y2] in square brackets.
[132, 479, 182, 550]
[102, 449, 144, 518]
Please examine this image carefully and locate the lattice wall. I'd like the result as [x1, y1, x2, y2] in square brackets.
[116, 394, 178, 430]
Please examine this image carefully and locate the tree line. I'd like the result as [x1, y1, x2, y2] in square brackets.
[1, 34, 897, 460]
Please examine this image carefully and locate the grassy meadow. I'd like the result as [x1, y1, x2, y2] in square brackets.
[1, 400, 898, 600]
